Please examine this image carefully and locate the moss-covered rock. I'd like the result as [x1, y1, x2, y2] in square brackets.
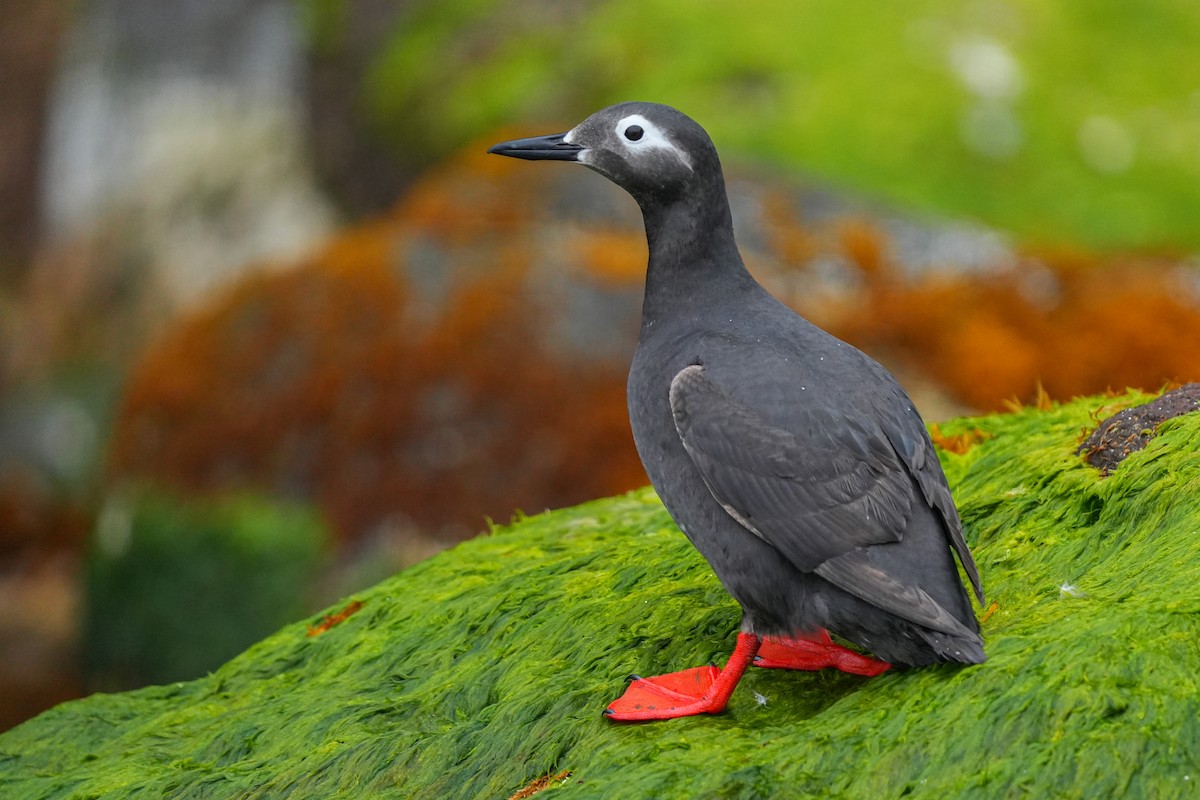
[3, 391, 1200, 798]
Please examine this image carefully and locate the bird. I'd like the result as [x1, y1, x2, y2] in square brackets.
[488, 102, 985, 722]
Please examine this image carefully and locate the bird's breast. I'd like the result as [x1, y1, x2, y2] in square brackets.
[626, 330, 703, 476]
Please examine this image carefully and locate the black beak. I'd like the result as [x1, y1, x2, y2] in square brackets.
[487, 132, 582, 161]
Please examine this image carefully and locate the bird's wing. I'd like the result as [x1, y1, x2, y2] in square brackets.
[669, 364, 980, 631]
[878, 400, 984, 604]
[669, 364, 913, 569]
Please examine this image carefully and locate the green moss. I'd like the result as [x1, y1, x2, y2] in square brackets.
[4, 391, 1200, 798]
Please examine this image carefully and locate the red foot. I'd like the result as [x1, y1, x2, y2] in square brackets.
[754, 630, 891, 677]
[605, 633, 760, 722]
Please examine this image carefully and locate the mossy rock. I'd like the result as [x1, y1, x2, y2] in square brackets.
[3, 391, 1200, 798]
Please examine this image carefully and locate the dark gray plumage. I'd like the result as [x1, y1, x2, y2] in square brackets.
[490, 102, 984, 674]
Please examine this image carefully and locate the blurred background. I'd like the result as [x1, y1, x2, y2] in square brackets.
[2, 0, 1199, 730]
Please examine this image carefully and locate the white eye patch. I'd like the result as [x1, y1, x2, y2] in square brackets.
[563, 112, 694, 174]
[613, 114, 694, 171]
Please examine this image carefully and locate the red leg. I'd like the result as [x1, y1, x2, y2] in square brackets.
[754, 629, 890, 676]
[604, 633, 761, 722]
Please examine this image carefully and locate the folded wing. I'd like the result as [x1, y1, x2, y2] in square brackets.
[669, 364, 982, 633]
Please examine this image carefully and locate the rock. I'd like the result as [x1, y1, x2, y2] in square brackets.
[3, 390, 1199, 798]
[1077, 383, 1200, 475]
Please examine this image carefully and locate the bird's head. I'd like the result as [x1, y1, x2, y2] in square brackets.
[488, 102, 719, 207]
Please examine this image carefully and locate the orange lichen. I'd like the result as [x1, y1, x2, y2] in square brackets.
[837, 217, 888, 277]
[928, 424, 993, 455]
[573, 229, 646, 287]
[307, 600, 364, 637]
[761, 190, 817, 267]
[508, 771, 571, 800]
[795, 210, 1200, 412]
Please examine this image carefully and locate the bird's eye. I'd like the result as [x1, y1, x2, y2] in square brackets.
[624, 125, 644, 142]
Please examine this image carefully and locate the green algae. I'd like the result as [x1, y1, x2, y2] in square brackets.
[4, 390, 1200, 799]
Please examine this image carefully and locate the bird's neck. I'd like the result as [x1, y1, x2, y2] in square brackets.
[638, 184, 751, 322]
